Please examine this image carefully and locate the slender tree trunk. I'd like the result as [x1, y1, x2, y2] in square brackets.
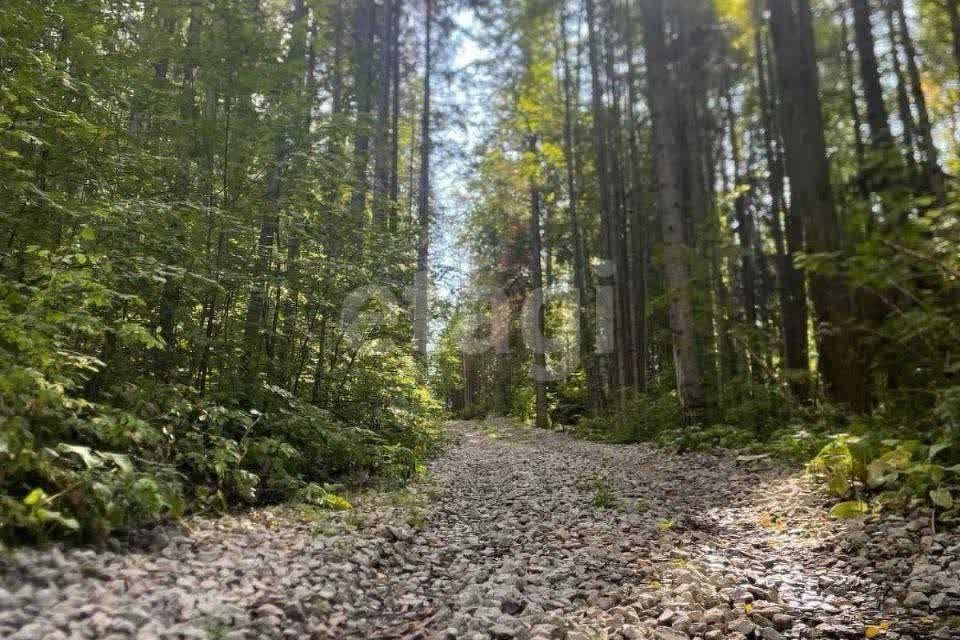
[851, 0, 894, 149]
[769, 0, 869, 411]
[348, 0, 377, 229]
[560, 1, 602, 410]
[389, 0, 403, 231]
[840, 9, 869, 198]
[585, 0, 614, 401]
[725, 92, 757, 335]
[885, 3, 919, 181]
[602, 2, 633, 397]
[623, 0, 648, 392]
[528, 136, 550, 430]
[753, 0, 809, 395]
[414, 0, 432, 360]
[373, 0, 393, 227]
[244, 0, 309, 379]
[947, 0, 960, 84]
[894, 0, 946, 206]
[643, 0, 706, 417]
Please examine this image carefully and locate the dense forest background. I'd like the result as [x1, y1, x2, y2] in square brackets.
[2, 0, 960, 543]
[439, 0, 960, 520]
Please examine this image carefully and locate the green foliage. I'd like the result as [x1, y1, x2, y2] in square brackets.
[589, 479, 619, 510]
[0, 0, 444, 544]
[809, 432, 960, 518]
[576, 390, 682, 444]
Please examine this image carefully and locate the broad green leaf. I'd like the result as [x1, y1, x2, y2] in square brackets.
[928, 443, 952, 460]
[23, 487, 47, 506]
[830, 501, 869, 519]
[867, 460, 898, 488]
[930, 488, 953, 509]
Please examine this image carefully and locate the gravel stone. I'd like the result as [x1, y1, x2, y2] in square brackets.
[1, 421, 956, 639]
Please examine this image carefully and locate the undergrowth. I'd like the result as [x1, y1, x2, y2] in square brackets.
[572, 380, 960, 522]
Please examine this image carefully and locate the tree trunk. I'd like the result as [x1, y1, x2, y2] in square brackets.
[884, 3, 919, 181]
[894, 0, 946, 206]
[725, 92, 757, 335]
[840, 9, 869, 199]
[560, 1, 602, 410]
[602, 1, 633, 398]
[414, 0, 432, 361]
[244, 0, 309, 379]
[529, 136, 550, 430]
[389, 0, 403, 230]
[768, 0, 869, 411]
[642, 0, 706, 417]
[585, 0, 614, 402]
[851, 0, 894, 150]
[623, 0, 648, 393]
[947, 0, 960, 84]
[753, 0, 809, 395]
[348, 0, 377, 229]
[373, 0, 393, 227]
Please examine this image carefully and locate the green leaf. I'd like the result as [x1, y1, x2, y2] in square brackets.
[928, 443, 952, 461]
[23, 488, 47, 506]
[867, 460, 899, 488]
[35, 508, 80, 530]
[79, 227, 96, 241]
[830, 501, 870, 519]
[98, 452, 133, 473]
[930, 488, 954, 509]
[56, 443, 101, 468]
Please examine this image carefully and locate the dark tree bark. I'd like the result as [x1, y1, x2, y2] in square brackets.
[840, 8, 869, 198]
[753, 0, 809, 395]
[623, 0, 649, 393]
[851, 0, 894, 150]
[560, 1, 602, 409]
[602, 0, 633, 398]
[893, 0, 946, 206]
[725, 92, 757, 334]
[769, 0, 869, 411]
[884, 2, 919, 180]
[348, 0, 377, 228]
[947, 0, 960, 84]
[585, 0, 615, 402]
[244, 0, 310, 378]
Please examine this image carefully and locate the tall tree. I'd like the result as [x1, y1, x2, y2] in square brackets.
[768, 0, 869, 410]
[528, 136, 550, 429]
[642, 0, 707, 416]
[559, 0, 601, 409]
[752, 0, 809, 393]
[414, 0, 433, 360]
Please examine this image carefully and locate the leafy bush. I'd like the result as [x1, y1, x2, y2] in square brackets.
[0, 270, 443, 543]
[808, 432, 960, 518]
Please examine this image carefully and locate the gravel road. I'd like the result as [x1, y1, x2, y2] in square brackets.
[2, 420, 958, 639]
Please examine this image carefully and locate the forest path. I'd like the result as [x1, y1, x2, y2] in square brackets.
[2, 421, 956, 640]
